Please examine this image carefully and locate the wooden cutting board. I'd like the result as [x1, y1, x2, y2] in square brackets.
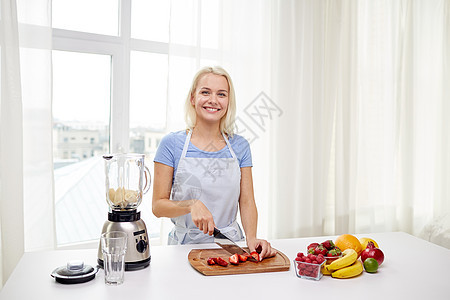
[188, 248, 290, 276]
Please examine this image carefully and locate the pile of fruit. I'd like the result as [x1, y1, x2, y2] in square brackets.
[294, 239, 341, 280]
[295, 235, 385, 279]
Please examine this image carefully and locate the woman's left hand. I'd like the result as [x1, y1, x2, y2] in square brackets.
[246, 238, 277, 261]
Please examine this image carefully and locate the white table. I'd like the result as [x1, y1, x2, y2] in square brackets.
[1, 232, 449, 300]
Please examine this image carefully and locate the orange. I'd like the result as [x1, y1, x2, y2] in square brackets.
[359, 237, 379, 250]
[335, 234, 363, 257]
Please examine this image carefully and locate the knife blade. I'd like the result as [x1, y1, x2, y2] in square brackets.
[213, 228, 258, 262]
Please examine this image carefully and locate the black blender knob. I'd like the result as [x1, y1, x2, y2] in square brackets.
[136, 239, 148, 253]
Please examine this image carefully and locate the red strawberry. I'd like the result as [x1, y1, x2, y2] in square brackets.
[207, 257, 216, 265]
[215, 257, 228, 267]
[307, 243, 319, 251]
[314, 244, 328, 256]
[327, 249, 339, 256]
[321, 240, 335, 250]
[238, 254, 248, 262]
[229, 254, 239, 265]
[250, 251, 260, 262]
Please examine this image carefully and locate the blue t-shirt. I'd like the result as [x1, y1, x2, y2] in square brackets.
[154, 130, 252, 177]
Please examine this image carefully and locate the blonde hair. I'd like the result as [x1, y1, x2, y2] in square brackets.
[184, 66, 236, 136]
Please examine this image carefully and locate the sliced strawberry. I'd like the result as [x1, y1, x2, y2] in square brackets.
[250, 251, 260, 262]
[229, 254, 239, 265]
[238, 254, 248, 262]
[215, 257, 228, 267]
[207, 257, 216, 265]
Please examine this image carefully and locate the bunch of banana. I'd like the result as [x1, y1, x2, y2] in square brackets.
[324, 249, 363, 278]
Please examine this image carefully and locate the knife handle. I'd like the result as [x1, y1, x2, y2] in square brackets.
[213, 227, 220, 237]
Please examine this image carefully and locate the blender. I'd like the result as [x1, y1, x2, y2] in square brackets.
[97, 153, 151, 271]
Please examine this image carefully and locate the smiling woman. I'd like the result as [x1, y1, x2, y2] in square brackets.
[152, 66, 277, 260]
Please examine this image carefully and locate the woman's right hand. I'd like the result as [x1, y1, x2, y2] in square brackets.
[190, 200, 216, 236]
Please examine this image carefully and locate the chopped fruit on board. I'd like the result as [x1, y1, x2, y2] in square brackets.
[238, 254, 248, 262]
[250, 251, 260, 262]
[212, 257, 228, 267]
[229, 254, 239, 265]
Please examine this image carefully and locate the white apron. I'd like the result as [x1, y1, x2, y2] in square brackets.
[168, 130, 244, 244]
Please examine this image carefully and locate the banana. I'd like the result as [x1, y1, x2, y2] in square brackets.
[113, 187, 124, 205]
[322, 264, 333, 276]
[124, 190, 138, 203]
[331, 260, 363, 278]
[326, 249, 358, 271]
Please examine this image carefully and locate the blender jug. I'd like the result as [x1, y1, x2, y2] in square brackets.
[103, 153, 151, 210]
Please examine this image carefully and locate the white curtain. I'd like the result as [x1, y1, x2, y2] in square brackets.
[135, 0, 450, 245]
[0, 0, 24, 287]
[0, 0, 53, 287]
[269, 0, 450, 241]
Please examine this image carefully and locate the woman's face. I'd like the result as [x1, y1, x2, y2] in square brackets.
[191, 73, 229, 126]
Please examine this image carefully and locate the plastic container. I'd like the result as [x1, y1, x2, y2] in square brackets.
[293, 259, 326, 281]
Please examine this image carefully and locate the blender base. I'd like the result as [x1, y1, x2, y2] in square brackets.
[97, 256, 151, 271]
[98, 210, 151, 271]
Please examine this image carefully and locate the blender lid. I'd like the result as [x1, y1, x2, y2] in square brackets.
[51, 260, 98, 284]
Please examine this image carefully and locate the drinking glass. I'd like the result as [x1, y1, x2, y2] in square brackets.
[101, 231, 127, 285]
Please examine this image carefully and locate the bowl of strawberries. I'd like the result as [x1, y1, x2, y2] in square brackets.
[307, 240, 342, 263]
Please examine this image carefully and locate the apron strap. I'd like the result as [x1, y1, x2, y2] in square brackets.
[222, 132, 237, 159]
[181, 130, 192, 158]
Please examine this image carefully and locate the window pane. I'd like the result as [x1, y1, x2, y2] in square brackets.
[131, 0, 170, 42]
[52, 50, 111, 245]
[52, 0, 119, 36]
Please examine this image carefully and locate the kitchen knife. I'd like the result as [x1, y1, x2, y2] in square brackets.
[213, 228, 258, 262]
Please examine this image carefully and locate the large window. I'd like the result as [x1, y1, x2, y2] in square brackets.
[51, 0, 175, 247]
